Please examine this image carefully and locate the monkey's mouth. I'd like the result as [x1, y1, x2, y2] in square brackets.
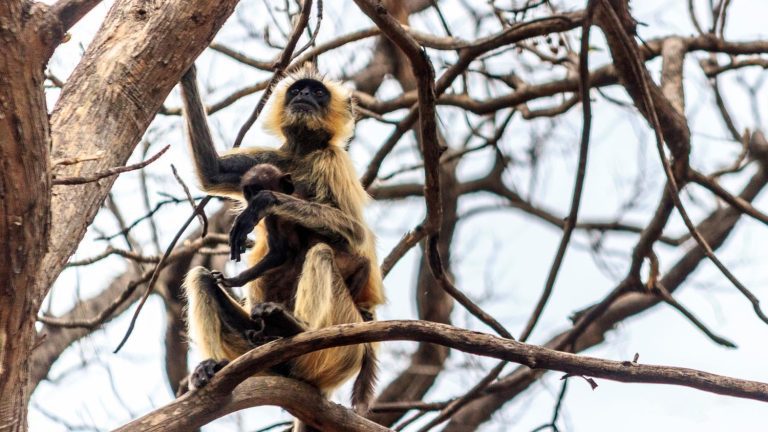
[289, 99, 320, 114]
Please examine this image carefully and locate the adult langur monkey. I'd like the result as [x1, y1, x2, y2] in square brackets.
[179, 64, 384, 423]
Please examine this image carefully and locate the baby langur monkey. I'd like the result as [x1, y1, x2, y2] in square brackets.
[212, 163, 373, 343]
[208, 163, 378, 417]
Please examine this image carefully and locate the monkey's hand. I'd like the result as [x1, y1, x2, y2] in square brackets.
[230, 191, 280, 261]
[211, 271, 238, 288]
[189, 359, 229, 390]
[229, 206, 259, 262]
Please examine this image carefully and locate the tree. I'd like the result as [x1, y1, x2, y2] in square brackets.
[2, 0, 768, 431]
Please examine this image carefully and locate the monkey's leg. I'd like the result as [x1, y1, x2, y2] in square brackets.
[290, 243, 365, 393]
[336, 253, 371, 303]
[225, 217, 288, 281]
[184, 267, 256, 389]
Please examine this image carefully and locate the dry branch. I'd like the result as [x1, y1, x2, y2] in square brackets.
[52, 145, 169, 185]
[114, 376, 391, 432]
[119, 320, 768, 431]
[444, 150, 768, 430]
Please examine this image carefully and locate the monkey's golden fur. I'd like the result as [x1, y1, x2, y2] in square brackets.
[182, 65, 384, 406]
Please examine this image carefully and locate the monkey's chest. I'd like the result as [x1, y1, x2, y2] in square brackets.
[258, 252, 307, 310]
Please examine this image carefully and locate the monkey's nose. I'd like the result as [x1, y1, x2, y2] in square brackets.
[300, 87, 311, 96]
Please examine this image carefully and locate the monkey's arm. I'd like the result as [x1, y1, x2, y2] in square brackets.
[229, 191, 366, 259]
[266, 192, 366, 244]
[215, 253, 285, 286]
[180, 67, 284, 195]
[228, 205, 260, 262]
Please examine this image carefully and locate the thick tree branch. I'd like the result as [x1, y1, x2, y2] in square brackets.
[41, 0, 241, 313]
[115, 376, 391, 432]
[1, 2, 52, 429]
[119, 320, 768, 432]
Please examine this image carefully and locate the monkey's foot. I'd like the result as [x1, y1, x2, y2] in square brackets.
[358, 308, 374, 322]
[189, 359, 229, 390]
[249, 301, 285, 321]
[250, 302, 306, 337]
[244, 329, 281, 347]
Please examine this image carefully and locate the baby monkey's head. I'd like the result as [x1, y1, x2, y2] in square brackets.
[241, 164, 294, 201]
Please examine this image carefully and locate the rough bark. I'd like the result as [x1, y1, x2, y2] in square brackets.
[0, 3, 53, 431]
[2, 0, 242, 429]
[115, 376, 392, 432]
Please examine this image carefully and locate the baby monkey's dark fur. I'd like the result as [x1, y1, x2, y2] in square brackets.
[214, 163, 371, 312]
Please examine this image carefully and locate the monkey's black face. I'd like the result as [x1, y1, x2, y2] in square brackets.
[285, 79, 330, 115]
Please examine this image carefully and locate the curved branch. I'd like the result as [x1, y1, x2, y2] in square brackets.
[114, 376, 390, 432]
[118, 320, 768, 432]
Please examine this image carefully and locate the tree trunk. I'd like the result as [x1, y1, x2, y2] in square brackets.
[0, 3, 52, 431]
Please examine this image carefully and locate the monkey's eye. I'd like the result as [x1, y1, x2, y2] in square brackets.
[290, 88, 300, 95]
[314, 89, 326, 97]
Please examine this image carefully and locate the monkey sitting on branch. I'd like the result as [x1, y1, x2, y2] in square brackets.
[211, 163, 377, 413]
[180, 64, 384, 419]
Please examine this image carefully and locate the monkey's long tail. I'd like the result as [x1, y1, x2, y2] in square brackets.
[351, 342, 379, 415]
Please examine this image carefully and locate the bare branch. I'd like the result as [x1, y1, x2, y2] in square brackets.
[115, 375, 390, 432]
[519, 1, 596, 342]
[52, 145, 169, 185]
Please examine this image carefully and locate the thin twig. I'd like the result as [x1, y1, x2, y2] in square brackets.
[519, 1, 596, 342]
[291, 0, 323, 60]
[52, 145, 169, 185]
[51, 152, 104, 167]
[232, 0, 314, 148]
[171, 164, 208, 236]
[95, 196, 203, 241]
[531, 379, 569, 432]
[653, 282, 737, 348]
[689, 168, 768, 226]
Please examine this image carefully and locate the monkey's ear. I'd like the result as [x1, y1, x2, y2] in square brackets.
[280, 174, 295, 195]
